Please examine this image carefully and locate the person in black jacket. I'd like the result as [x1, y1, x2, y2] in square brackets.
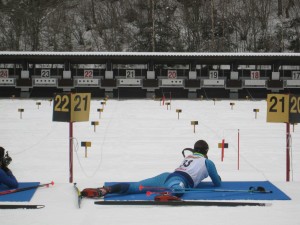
[0, 147, 18, 189]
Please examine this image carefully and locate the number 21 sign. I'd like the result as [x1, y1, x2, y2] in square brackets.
[267, 94, 300, 123]
[53, 93, 91, 122]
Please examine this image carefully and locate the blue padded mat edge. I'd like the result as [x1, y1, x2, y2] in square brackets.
[0, 182, 40, 202]
[104, 181, 291, 201]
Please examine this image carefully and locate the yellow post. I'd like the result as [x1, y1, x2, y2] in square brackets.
[18, 108, 24, 119]
[81, 142, 92, 158]
[166, 102, 171, 110]
[101, 101, 106, 109]
[213, 98, 216, 105]
[176, 109, 182, 120]
[293, 123, 297, 132]
[91, 121, 99, 132]
[191, 121, 198, 133]
[253, 109, 259, 119]
[97, 108, 104, 119]
[36, 102, 41, 109]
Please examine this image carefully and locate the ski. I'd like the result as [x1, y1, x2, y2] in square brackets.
[74, 183, 82, 208]
[139, 185, 273, 196]
[0, 204, 45, 209]
[0, 181, 54, 196]
[94, 200, 270, 207]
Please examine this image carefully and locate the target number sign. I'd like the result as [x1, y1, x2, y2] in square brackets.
[0, 69, 9, 77]
[53, 93, 91, 122]
[267, 94, 300, 123]
[41, 69, 50, 78]
[84, 70, 93, 78]
[168, 70, 177, 79]
[292, 71, 300, 80]
[251, 71, 260, 79]
[126, 70, 135, 78]
[209, 70, 218, 79]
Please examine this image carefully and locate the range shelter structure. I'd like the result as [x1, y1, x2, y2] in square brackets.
[0, 52, 300, 99]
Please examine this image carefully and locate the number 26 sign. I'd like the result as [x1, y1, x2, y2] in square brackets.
[168, 70, 177, 79]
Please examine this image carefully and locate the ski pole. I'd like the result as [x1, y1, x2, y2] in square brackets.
[0, 181, 54, 196]
[173, 186, 272, 194]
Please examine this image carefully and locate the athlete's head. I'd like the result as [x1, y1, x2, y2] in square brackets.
[193, 140, 209, 155]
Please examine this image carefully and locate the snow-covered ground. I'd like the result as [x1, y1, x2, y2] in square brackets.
[0, 98, 299, 225]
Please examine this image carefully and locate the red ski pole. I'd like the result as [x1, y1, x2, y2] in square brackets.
[0, 181, 54, 196]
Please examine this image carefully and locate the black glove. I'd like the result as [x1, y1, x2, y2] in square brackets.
[1, 151, 12, 173]
[1, 152, 12, 167]
[0, 150, 12, 173]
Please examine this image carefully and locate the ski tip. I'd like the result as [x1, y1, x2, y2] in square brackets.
[146, 191, 152, 196]
[139, 185, 144, 191]
[50, 181, 54, 186]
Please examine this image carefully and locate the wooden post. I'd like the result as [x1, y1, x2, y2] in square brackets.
[91, 121, 99, 132]
[253, 109, 259, 119]
[81, 142, 92, 158]
[166, 102, 171, 110]
[97, 108, 103, 119]
[191, 121, 198, 133]
[36, 102, 41, 109]
[101, 101, 106, 109]
[292, 123, 297, 132]
[18, 108, 24, 119]
[176, 109, 182, 120]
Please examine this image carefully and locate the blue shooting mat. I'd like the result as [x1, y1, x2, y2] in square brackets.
[104, 181, 291, 201]
[0, 182, 40, 202]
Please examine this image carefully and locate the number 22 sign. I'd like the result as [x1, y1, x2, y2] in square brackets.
[53, 93, 91, 122]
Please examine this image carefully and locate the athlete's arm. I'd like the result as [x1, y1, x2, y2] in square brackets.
[205, 159, 221, 187]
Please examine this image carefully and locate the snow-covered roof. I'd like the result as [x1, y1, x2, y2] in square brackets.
[1, 51, 299, 65]
[0, 51, 300, 57]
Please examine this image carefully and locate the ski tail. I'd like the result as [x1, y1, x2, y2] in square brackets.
[74, 183, 82, 208]
[0, 181, 54, 196]
[0, 204, 45, 209]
